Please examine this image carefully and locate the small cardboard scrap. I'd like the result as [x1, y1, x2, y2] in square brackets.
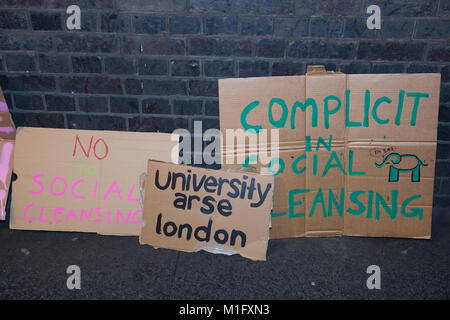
[0, 87, 15, 220]
[140, 160, 274, 261]
[219, 67, 440, 239]
[10, 127, 178, 235]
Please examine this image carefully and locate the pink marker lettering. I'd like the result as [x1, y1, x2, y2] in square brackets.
[93, 180, 98, 200]
[0, 101, 8, 112]
[116, 209, 131, 225]
[53, 207, 65, 222]
[0, 127, 14, 133]
[71, 179, 85, 199]
[0, 190, 6, 220]
[23, 203, 35, 222]
[80, 208, 93, 221]
[94, 208, 102, 222]
[132, 210, 142, 225]
[50, 177, 67, 196]
[65, 209, 79, 221]
[103, 181, 122, 200]
[29, 174, 45, 194]
[38, 205, 49, 222]
[0, 142, 13, 219]
[127, 184, 140, 202]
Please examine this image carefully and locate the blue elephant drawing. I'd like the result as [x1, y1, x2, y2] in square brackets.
[374, 153, 428, 182]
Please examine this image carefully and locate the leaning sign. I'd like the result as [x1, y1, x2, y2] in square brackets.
[220, 66, 440, 239]
[10, 127, 178, 235]
[140, 160, 274, 261]
[0, 87, 15, 221]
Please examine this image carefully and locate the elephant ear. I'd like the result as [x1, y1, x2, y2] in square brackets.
[389, 153, 402, 164]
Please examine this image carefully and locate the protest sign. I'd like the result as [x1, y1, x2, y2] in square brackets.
[0, 87, 15, 220]
[10, 127, 178, 235]
[219, 66, 440, 239]
[140, 160, 274, 261]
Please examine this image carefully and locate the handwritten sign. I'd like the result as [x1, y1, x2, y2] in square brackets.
[10, 127, 178, 235]
[140, 161, 274, 261]
[219, 67, 440, 239]
[0, 87, 15, 220]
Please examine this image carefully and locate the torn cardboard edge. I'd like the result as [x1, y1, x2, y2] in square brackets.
[139, 160, 274, 261]
[219, 66, 440, 240]
[306, 65, 342, 75]
[0, 86, 15, 221]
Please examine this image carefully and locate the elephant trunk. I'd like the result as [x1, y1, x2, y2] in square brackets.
[375, 156, 389, 168]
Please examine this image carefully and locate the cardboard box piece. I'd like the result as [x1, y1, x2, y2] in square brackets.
[10, 127, 178, 235]
[140, 160, 274, 261]
[0, 87, 15, 220]
[219, 66, 440, 239]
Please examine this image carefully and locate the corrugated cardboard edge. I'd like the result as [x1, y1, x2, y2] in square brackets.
[306, 65, 343, 76]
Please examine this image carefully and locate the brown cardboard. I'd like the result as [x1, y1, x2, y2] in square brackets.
[0, 87, 15, 220]
[219, 68, 440, 239]
[140, 160, 274, 261]
[10, 127, 178, 235]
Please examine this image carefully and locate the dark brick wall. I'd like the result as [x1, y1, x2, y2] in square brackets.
[0, 0, 449, 205]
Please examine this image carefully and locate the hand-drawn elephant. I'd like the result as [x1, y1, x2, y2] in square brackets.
[374, 153, 428, 182]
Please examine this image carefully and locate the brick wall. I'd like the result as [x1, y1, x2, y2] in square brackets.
[0, 0, 449, 206]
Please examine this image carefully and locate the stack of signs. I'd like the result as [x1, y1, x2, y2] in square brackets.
[140, 160, 274, 261]
[219, 66, 440, 239]
[10, 127, 274, 260]
[0, 87, 15, 220]
[10, 127, 178, 235]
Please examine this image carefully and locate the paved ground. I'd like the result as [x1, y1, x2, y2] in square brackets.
[0, 206, 448, 300]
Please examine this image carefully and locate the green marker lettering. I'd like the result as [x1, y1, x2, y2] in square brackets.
[316, 135, 333, 152]
[407, 92, 429, 126]
[269, 98, 288, 128]
[348, 150, 366, 175]
[313, 153, 318, 176]
[345, 89, 362, 127]
[363, 90, 370, 127]
[347, 190, 366, 216]
[306, 135, 312, 152]
[240, 100, 262, 133]
[268, 157, 285, 176]
[328, 188, 344, 217]
[372, 96, 392, 124]
[291, 98, 318, 129]
[323, 95, 341, 129]
[375, 190, 398, 220]
[394, 90, 405, 126]
[322, 151, 346, 177]
[401, 194, 423, 220]
[309, 188, 327, 217]
[292, 154, 307, 174]
[288, 189, 310, 218]
[366, 190, 374, 219]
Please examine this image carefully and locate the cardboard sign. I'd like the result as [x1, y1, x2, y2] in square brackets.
[10, 127, 178, 235]
[140, 160, 274, 261]
[0, 87, 15, 220]
[219, 67, 440, 239]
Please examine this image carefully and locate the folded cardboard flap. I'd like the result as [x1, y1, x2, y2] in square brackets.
[306, 65, 342, 75]
[10, 127, 178, 235]
[219, 66, 440, 239]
